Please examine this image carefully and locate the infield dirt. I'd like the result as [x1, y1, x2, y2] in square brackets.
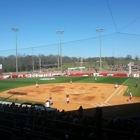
[1, 83, 140, 112]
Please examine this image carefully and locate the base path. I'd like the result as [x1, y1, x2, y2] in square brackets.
[0, 83, 139, 112]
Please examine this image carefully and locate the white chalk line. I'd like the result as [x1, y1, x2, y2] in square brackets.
[15, 80, 129, 109]
[15, 94, 120, 109]
[117, 89, 123, 95]
[74, 90, 85, 94]
[104, 102, 120, 110]
[105, 78, 129, 103]
[65, 90, 85, 94]
[14, 94, 117, 108]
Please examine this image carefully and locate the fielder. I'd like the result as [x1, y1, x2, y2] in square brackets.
[127, 93, 132, 102]
[45, 100, 50, 107]
[94, 74, 97, 81]
[49, 95, 53, 105]
[36, 81, 39, 88]
[114, 82, 118, 88]
[66, 93, 70, 103]
[70, 79, 72, 84]
[135, 81, 138, 87]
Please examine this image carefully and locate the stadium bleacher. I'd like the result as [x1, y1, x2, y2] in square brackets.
[0, 101, 140, 140]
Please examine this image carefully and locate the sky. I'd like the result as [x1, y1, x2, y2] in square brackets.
[0, 0, 140, 59]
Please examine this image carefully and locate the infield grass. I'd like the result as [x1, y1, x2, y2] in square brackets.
[0, 76, 140, 99]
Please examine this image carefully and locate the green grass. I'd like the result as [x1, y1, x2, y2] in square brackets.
[0, 97, 44, 104]
[123, 78, 140, 97]
[0, 76, 140, 103]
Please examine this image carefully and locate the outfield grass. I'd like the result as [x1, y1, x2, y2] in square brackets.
[123, 78, 140, 97]
[0, 76, 140, 98]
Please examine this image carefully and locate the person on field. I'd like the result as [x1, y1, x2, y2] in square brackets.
[115, 82, 118, 88]
[95, 74, 97, 81]
[70, 79, 72, 84]
[49, 95, 53, 105]
[36, 81, 39, 88]
[45, 100, 50, 107]
[135, 81, 138, 87]
[127, 93, 132, 102]
[66, 93, 70, 103]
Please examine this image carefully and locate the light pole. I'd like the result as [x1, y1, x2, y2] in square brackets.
[11, 28, 20, 75]
[56, 30, 64, 74]
[57, 42, 59, 71]
[96, 29, 104, 73]
[39, 57, 41, 74]
[32, 48, 34, 73]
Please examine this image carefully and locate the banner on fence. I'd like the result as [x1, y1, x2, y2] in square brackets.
[0, 64, 2, 76]
[0, 64, 2, 69]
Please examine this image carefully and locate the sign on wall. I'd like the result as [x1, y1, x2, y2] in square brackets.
[0, 64, 2, 69]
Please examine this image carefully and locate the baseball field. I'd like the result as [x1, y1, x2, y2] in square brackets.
[0, 76, 140, 115]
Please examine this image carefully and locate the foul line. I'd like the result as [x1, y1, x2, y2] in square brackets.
[105, 78, 129, 103]
[117, 89, 123, 95]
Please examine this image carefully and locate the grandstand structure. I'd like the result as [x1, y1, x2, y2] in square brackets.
[0, 101, 140, 139]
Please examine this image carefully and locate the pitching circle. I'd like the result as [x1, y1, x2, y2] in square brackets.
[65, 90, 85, 94]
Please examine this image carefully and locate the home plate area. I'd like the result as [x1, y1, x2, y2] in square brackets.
[90, 102, 120, 112]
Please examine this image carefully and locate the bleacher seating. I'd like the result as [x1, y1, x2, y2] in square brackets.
[0, 102, 140, 140]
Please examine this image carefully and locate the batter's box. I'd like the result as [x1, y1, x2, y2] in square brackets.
[103, 103, 120, 112]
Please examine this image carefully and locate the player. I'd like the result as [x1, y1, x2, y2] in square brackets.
[45, 100, 50, 107]
[36, 81, 39, 88]
[49, 95, 53, 105]
[135, 81, 138, 87]
[66, 93, 70, 103]
[114, 82, 118, 88]
[127, 93, 132, 102]
[94, 74, 97, 81]
[70, 79, 72, 84]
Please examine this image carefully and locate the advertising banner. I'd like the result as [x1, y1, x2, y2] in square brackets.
[0, 64, 2, 69]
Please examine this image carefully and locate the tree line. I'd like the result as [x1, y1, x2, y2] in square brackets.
[0, 54, 138, 73]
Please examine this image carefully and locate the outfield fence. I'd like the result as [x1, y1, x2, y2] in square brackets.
[0, 72, 139, 79]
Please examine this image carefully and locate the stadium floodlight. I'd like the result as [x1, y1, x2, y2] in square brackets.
[11, 28, 20, 75]
[32, 48, 34, 72]
[96, 29, 104, 73]
[56, 31, 64, 74]
[39, 57, 41, 73]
